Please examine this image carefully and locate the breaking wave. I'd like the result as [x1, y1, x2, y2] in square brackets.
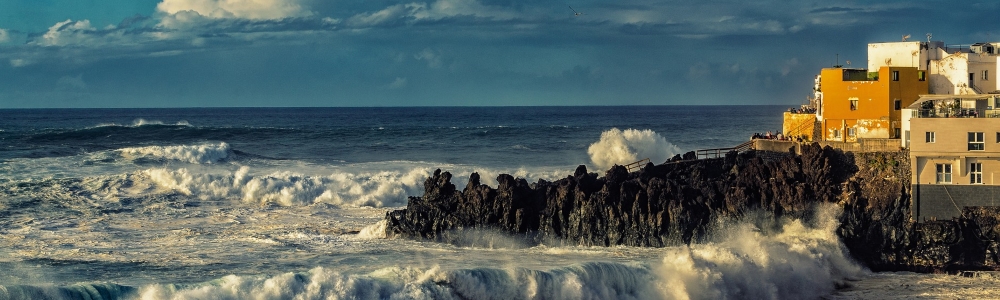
[141, 165, 573, 207]
[0, 283, 137, 300]
[587, 128, 682, 170]
[1, 162, 576, 208]
[0, 204, 862, 300]
[657, 203, 865, 299]
[94, 118, 192, 128]
[117, 142, 232, 164]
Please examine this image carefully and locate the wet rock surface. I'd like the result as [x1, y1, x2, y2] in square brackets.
[384, 143, 1000, 272]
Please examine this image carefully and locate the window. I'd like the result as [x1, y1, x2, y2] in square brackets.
[997, 132, 1000, 143]
[985, 70, 990, 81]
[936, 164, 952, 183]
[833, 129, 841, 139]
[918, 71, 926, 81]
[847, 128, 856, 137]
[894, 128, 901, 139]
[926, 131, 936, 143]
[971, 162, 983, 184]
[892, 70, 900, 81]
[969, 132, 985, 151]
[850, 98, 858, 111]
[894, 99, 901, 110]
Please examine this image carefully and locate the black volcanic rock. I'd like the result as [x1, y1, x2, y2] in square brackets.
[384, 143, 1000, 272]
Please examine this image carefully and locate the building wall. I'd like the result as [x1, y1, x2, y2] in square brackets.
[912, 184, 1000, 221]
[868, 41, 927, 70]
[909, 117, 1000, 185]
[901, 108, 915, 148]
[782, 112, 816, 141]
[969, 55, 999, 93]
[912, 157, 1000, 185]
[868, 41, 946, 71]
[931, 54, 972, 94]
[922, 49, 1000, 95]
[820, 67, 928, 141]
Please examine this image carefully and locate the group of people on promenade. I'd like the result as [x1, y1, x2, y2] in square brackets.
[752, 131, 793, 141]
[788, 107, 816, 114]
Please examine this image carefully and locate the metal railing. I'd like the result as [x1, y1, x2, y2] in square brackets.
[624, 158, 650, 172]
[913, 108, 1000, 118]
[696, 140, 754, 159]
[814, 138, 902, 153]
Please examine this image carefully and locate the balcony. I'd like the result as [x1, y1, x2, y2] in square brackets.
[913, 108, 1000, 118]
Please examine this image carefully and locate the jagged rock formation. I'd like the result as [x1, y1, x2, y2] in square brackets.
[384, 143, 1000, 272]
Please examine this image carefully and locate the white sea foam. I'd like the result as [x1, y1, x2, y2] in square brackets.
[356, 220, 389, 239]
[136, 263, 663, 300]
[118, 142, 232, 164]
[588, 128, 682, 170]
[2, 155, 576, 209]
[103, 204, 862, 300]
[92, 119, 191, 128]
[138, 163, 576, 207]
[142, 166, 429, 207]
[656, 203, 865, 300]
[131, 118, 190, 127]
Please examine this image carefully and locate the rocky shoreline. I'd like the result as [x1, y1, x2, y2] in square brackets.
[384, 143, 1000, 272]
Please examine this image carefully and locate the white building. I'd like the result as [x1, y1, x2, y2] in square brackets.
[866, 40, 1000, 148]
[868, 40, 1000, 95]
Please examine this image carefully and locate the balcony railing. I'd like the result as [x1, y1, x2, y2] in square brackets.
[913, 108, 1000, 118]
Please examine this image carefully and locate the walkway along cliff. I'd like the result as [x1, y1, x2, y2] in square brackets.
[383, 143, 1000, 272]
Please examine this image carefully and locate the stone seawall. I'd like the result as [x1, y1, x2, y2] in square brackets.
[384, 143, 1000, 272]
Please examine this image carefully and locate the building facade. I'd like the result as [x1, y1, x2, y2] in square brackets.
[868, 41, 1000, 95]
[908, 95, 1000, 221]
[818, 66, 928, 142]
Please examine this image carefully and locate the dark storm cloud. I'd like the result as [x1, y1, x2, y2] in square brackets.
[1, 0, 999, 107]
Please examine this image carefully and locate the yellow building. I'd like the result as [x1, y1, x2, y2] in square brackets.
[819, 66, 928, 142]
[782, 111, 817, 141]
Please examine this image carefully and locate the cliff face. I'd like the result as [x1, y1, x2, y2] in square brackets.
[384, 143, 1000, 272]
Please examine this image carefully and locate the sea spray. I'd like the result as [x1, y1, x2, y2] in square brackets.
[587, 128, 682, 170]
[357, 220, 389, 239]
[0, 203, 863, 300]
[656, 203, 865, 300]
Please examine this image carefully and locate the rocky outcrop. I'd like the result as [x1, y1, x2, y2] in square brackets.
[384, 143, 1000, 272]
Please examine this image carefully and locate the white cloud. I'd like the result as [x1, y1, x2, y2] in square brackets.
[10, 59, 30, 67]
[347, 3, 422, 27]
[0, 29, 9, 43]
[347, 0, 519, 27]
[414, 48, 442, 68]
[37, 19, 97, 47]
[156, 0, 311, 20]
[415, 0, 518, 20]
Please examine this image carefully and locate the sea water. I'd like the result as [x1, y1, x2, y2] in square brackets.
[0, 106, 964, 299]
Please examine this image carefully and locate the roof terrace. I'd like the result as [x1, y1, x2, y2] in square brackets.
[908, 94, 1000, 118]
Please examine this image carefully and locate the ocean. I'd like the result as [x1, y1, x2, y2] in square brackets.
[0, 106, 990, 299]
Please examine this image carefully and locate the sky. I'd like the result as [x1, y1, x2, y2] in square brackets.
[0, 0, 998, 108]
